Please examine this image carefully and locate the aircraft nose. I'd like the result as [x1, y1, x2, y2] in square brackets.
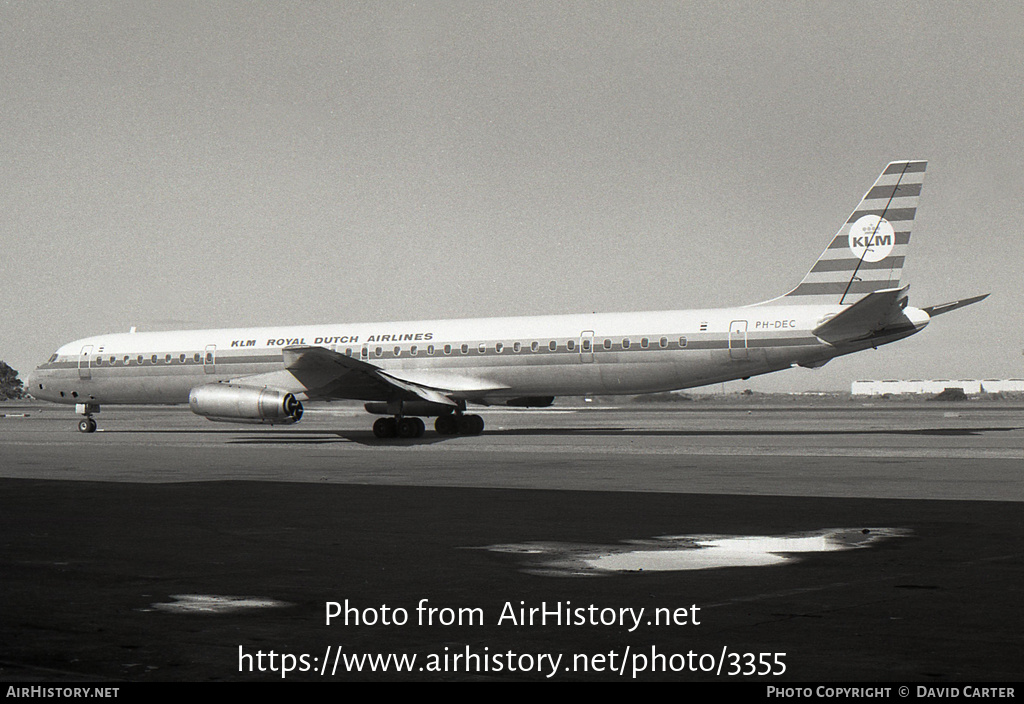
[25, 365, 52, 399]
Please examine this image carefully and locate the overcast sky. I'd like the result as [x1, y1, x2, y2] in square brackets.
[2, 1, 1021, 391]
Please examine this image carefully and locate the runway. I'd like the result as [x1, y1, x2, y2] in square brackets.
[1, 401, 1022, 681]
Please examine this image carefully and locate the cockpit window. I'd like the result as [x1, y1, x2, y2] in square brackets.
[48, 354, 58, 363]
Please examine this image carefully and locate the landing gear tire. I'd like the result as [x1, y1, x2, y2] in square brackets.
[397, 417, 425, 439]
[374, 416, 425, 439]
[373, 417, 397, 438]
[434, 414, 459, 435]
[78, 418, 97, 433]
[457, 414, 485, 435]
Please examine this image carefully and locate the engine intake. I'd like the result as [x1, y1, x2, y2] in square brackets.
[189, 384, 303, 425]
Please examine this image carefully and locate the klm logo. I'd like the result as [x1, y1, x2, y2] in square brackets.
[848, 215, 896, 263]
[850, 233, 892, 249]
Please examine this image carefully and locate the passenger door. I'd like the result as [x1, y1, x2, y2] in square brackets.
[78, 345, 93, 380]
[580, 330, 595, 363]
[729, 320, 748, 360]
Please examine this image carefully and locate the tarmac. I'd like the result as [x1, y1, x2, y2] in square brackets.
[1, 400, 1022, 682]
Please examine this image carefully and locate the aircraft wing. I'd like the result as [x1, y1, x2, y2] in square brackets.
[279, 345, 460, 407]
[812, 286, 911, 344]
[922, 294, 989, 318]
[224, 346, 461, 405]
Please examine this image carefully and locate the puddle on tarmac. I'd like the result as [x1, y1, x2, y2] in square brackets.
[145, 594, 292, 613]
[481, 528, 910, 577]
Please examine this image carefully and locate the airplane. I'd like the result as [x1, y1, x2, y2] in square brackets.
[29, 160, 988, 438]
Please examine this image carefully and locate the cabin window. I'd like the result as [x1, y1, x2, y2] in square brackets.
[531, 341, 540, 352]
[95, 358, 103, 366]
[137, 355, 144, 364]
[410, 346, 418, 356]
[123, 355, 131, 364]
[393, 346, 401, 356]
[660, 337, 668, 348]
[374, 347, 383, 357]
[360, 347, 368, 359]
[603, 339, 611, 350]
[109, 355, 116, 364]
[678, 336, 688, 348]
[513, 342, 522, 353]
[193, 353, 201, 363]
[461, 343, 469, 354]
[427, 345, 435, 355]
[151, 354, 158, 364]
[622, 338, 631, 349]
[567, 339, 576, 351]
[345, 348, 353, 357]
[582, 339, 591, 351]
[179, 354, 186, 363]
[444, 344, 452, 355]
[546, 340, 555, 351]
[496, 342, 504, 353]
[640, 338, 649, 349]
[478, 342, 486, 354]
[205, 352, 213, 363]
[165, 354, 172, 363]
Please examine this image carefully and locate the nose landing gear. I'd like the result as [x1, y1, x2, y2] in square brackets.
[75, 403, 100, 433]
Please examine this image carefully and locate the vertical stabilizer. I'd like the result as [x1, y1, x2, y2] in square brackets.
[767, 160, 926, 306]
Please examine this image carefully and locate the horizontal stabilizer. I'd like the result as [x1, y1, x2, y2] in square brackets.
[922, 294, 989, 318]
[812, 286, 909, 344]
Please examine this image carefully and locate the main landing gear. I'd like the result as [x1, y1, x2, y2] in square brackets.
[434, 413, 484, 436]
[371, 413, 485, 439]
[76, 403, 99, 433]
[373, 416, 426, 439]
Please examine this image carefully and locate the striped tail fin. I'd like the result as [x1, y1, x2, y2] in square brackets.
[768, 160, 926, 306]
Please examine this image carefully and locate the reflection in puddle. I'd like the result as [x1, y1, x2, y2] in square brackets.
[482, 528, 909, 577]
[147, 594, 291, 613]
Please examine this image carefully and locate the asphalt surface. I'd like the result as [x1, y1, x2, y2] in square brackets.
[1, 401, 1022, 682]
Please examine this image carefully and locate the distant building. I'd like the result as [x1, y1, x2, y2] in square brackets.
[851, 379, 1024, 395]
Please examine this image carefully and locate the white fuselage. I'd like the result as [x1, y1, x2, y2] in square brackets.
[28, 303, 926, 408]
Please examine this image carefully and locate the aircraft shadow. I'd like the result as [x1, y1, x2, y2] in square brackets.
[226, 431, 457, 446]
[98, 427, 460, 445]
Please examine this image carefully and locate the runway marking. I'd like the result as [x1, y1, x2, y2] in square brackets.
[481, 528, 909, 577]
[428, 443, 1024, 460]
[145, 594, 291, 614]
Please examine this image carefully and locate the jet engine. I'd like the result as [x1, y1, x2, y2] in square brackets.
[189, 384, 304, 425]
